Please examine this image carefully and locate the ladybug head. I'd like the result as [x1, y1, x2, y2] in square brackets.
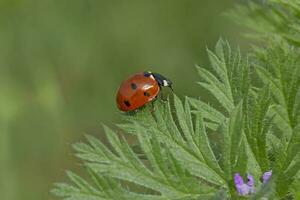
[144, 71, 173, 91]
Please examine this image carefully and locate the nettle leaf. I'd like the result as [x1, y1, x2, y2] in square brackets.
[195, 39, 250, 116]
[129, 98, 226, 187]
[196, 41, 235, 114]
[194, 40, 264, 184]
[194, 111, 223, 177]
[228, 0, 300, 197]
[250, 178, 276, 200]
[188, 97, 225, 123]
[254, 65, 285, 106]
[251, 41, 300, 196]
[53, 97, 226, 200]
[283, 125, 300, 173]
[229, 102, 244, 170]
[243, 86, 273, 173]
[227, 0, 300, 46]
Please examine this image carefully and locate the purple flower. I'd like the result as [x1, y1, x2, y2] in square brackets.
[233, 170, 273, 196]
[247, 174, 256, 193]
[262, 170, 272, 183]
[234, 173, 255, 196]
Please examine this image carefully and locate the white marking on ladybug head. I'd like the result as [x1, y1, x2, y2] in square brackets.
[163, 80, 169, 86]
[149, 74, 155, 80]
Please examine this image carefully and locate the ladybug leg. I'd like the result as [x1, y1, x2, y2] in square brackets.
[150, 101, 155, 112]
[126, 109, 138, 116]
[159, 92, 168, 103]
[161, 97, 168, 103]
[148, 96, 159, 112]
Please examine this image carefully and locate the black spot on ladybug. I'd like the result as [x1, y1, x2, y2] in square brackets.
[144, 92, 150, 97]
[131, 83, 137, 90]
[144, 72, 151, 77]
[124, 100, 131, 107]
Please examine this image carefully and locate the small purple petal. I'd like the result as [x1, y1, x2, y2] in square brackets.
[236, 184, 250, 196]
[262, 170, 272, 183]
[247, 174, 254, 187]
[247, 174, 255, 194]
[234, 173, 244, 186]
[234, 173, 251, 196]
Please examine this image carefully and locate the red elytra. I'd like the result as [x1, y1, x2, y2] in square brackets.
[116, 71, 172, 112]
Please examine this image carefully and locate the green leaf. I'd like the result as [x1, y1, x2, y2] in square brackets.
[194, 111, 224, 178]
[188, 97, 225, 126]
[254, 65, 285, 106]
[209, 190, 227, 200]
[284, 124, 300, 169]
[172, 95, 203, 161]
[229, 101, 244, 170]
[250, 179, 276, 200]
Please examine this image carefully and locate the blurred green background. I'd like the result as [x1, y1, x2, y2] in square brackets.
[0, 0, 245, 199]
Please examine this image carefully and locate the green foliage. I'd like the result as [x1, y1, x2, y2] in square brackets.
[250, 178, 276, 200]
[52, 1, 300, 199]
[229, 0, 300, 197]
[227, 0, 300, 46]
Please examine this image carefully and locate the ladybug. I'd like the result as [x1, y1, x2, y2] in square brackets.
[116, 71, 173, 111]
